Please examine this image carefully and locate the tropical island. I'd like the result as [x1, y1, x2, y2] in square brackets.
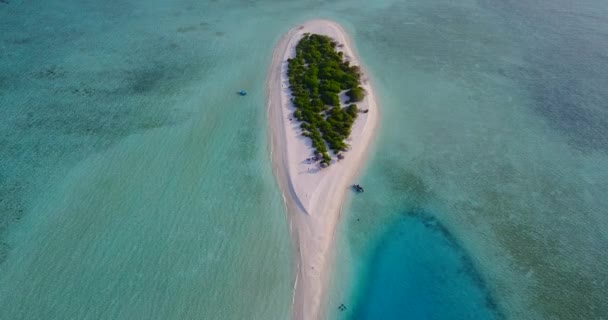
[268, 20, 378, 320]
[287, 33, 364, 166]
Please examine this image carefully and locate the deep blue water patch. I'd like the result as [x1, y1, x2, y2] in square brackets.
[344, 210, 502, 320]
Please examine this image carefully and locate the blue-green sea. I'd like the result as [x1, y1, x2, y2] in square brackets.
[1, 0, 607, 319]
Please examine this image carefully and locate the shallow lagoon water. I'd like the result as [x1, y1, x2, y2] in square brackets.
[0, 1, 297, 318]
[1, 0, 607, 319]
[327, 0, 608, 318]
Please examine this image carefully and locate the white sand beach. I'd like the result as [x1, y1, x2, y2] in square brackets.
[267, 20, 379, 320]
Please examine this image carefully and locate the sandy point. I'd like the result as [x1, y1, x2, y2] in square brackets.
[267, 19, 379, 320]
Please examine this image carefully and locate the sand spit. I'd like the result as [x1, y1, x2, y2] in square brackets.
[267, 19, 379, 320]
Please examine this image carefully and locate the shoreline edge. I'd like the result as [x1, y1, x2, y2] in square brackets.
[267, 19, 379, 320]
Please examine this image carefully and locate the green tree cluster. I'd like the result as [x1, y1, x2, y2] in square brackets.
[346, 86, 365, 102]
[287, 33, 363, 165]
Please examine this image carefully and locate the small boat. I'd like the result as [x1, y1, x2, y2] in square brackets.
[238, 90, 247, 96]
[353, 184, 364, 193]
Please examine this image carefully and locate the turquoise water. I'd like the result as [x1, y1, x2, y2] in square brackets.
[1, 0, 607, 319]
[328, 0, 608, 319]
[0, 1, 296, 318]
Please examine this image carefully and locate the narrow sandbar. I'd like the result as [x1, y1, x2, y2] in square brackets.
[267, 19, 379, 320]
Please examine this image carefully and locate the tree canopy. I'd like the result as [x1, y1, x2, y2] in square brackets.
[287, 33, 364, 166]
[347, 86, 365, 102]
